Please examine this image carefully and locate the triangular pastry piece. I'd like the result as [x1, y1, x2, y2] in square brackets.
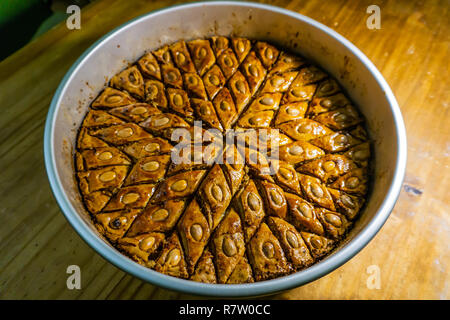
[155, 232, 189, 279]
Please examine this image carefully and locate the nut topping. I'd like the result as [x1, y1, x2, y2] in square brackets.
[262, 241, 275, 258]
[152, 208, 169, 221]
[99, 171, 116, 182]
[171, 179, 188, 192]
[247, 192, 260, 211]
[97, 151, 113, 161]
[141, 160, 160, 172]
[311, 183, 324, 198]
[139, 236, 156, 251]
[222, 236, 237, 257]
[144, 142, 160, 153]
[121, 192, 140, 204]
[190, 224, 203, 241]
[166, 248, 181, 266]
[116, 127, 134, 138]
[325, 213, 342, 227]
[211, 184, 224, 201]
[286, 230, 299, 248]
[269, 189, 283, 206]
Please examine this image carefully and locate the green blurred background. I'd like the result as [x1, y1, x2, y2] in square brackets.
[0, 0, 90, 61]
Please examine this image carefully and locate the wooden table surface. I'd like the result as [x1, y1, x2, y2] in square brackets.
[0, 0, 448, 300]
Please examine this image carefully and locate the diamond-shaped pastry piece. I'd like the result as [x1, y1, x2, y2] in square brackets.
[285, 192, 325, 235]
[109, 103, 161, 123]
[297, 173, 336, 211]
[154, 232, 189, 279]
[282, 83, 317, 104]
[307, 93, 350, 116]
[278, 140, 325, 166]
[77, 128, 109, 150]
[151, 170, 207, 202]
[139, 113, 190, 137]
[137, 52, 161, 80]
[161, 64, 183, 89]
[231, 37, 252, 63]
[221, 145, 246, 194]
[234, 180, 265, 242]
[312, 105, 363, 130]
[317, 208, 351, 240]
[197, 164, 232, 230]
[296, 154, 357, 184]
[84, 191, 111, 214]
[267, 216, 314, 269]
[190, 248, 217, 283]
[261, 71, 298, 94]
[183, 73, 207, 100]
[90, 123, 152, 145]
[117, 232, 165, 265]
[217, 48, 239, 80]
[95, 209, 140, 242]
[110, 66, 145, 99]
[329, 168, 368, 196]
[203, 65, 226, 100]
[167, 88, 194, 120]
[227, 255, 254, 284]
[177, 199, 211, 273]
[344, 142, 370, 168]
[78, 165, 128, 194]
[328, 188, 365, 220]
[213, 87, 238, 129]
[228, 71, 251, 113]
[242, 147, 274, 178]
[246, 222, 290, 281]
[237, 110, 274, 128]
[168, 143, 221, 175]
[274, 161, 302, 194]
[211, 209, 246, 283]
[210, 36, 229, 57]
[315, 78, 341, 97]
[255, 41, 280, 69]
[300, 232, 334, 259]
[170, 40, 196, 73]
[122, 137, 173, 160]
[268, 52, 306, 76]
[187, 39, 216, 76]
[240, 51, 267, 95]
[250, 93, 283, 112]
[257, 179, 288, 219]
[124, 154, 170, 186]
[103, 184, 155, 212]
[152, 45, 173, 65]
[76, 147, 131, 170]
[309, 132, 363, 152]
[277, 118, 334, 141]
[191, 98, 223, 131]
[144, 79, 168, 108]
[91, 87, 136, 109]
[82, 110, 125, 128]
[295, 65, 328, 85]
[127, 200, 186, 235]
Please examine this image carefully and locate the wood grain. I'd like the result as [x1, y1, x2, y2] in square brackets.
[0, 0, 448, 300]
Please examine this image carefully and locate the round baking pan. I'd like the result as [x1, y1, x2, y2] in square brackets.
[44, 1, 407, 297]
